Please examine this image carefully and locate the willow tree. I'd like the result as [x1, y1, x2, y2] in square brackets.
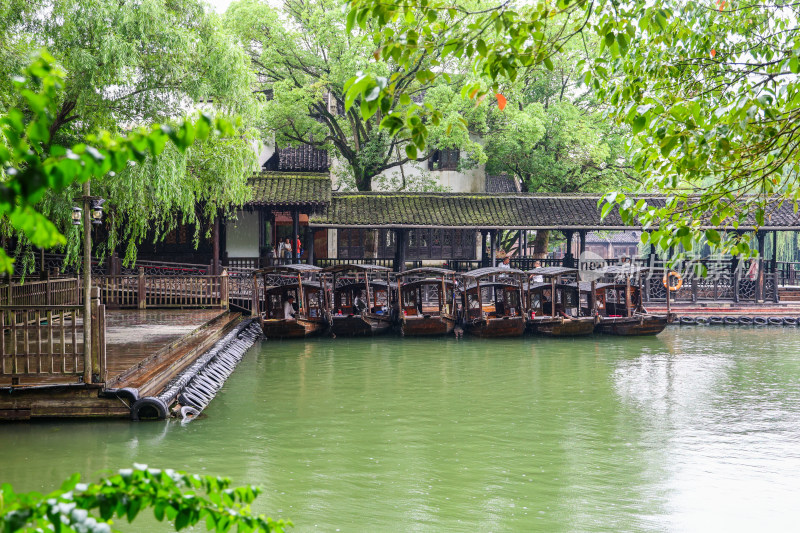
[226, 0, 478, 191]
[0, 0, 259, 269]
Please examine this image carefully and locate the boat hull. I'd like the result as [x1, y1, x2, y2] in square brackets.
[595, 315, 668, 336]
[260, 318, 324, 339]
[401, 315, 456, 336]
[330, 314, 392, 337]
[465, 316, 526, 338]
[528, 316, 595, 337]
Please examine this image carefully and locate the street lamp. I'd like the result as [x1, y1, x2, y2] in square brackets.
[90, 199, 105, 225]
[73, 190, 105, 383]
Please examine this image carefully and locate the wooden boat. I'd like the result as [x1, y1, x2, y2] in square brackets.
[461, 267, 526, 337]
[322, 264, 394, 336]
[396, 267, 458, 336]
[254, 264, 327, 339]
[579, 265, 669, 336]
[526, 267, 595, 337]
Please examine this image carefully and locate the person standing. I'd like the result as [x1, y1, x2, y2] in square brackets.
[531, 260, 544, 282]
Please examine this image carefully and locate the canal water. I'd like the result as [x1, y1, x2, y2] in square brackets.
[2, 327, 800, 532]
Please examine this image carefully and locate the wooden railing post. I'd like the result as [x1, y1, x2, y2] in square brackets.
[773, 268, 780, 303]
[252, 273, 259, 316]
[45, 270, 52, 306]
[138, 267, 146, 309]
[220, 269, 229, 309]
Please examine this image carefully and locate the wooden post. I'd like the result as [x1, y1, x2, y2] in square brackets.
[590, 280, 597, 316]
[625, 274, 632, 317]
[490, 230, 496, 267]
[45, 270, 52, 306]
[292, 210, 300, 264]
[212, 214, 220, 275]
[138, 267, 146, 309]
[756, 231, 765, 302]
[550, 275, 556, 318]
[90, 287, 103, 382]
[562, 230, 575, 268]
[579, 230, 587, 256]
[252, 272, 259, 317]
[220, 269, 229, 309]
[306, 226, 315, 266]
[690, 276, 698, 303]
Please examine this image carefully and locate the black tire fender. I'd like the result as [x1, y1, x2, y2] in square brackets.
[131, 397, 169, 421]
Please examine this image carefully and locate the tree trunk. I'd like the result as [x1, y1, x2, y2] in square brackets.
[532, 230, 550, 259]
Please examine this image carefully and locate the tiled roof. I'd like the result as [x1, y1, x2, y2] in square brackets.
[308, 192, 800, 230]
[586, 231, 642, 244]
[246, 172, 331, 207]
[277, 145, 330, 172]
[485, 174, 520, 193]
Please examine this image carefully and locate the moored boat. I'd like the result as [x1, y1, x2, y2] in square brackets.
[580, 265, 669, 336]
[461, 267, 526, 337]
[396, 267, 458, 336]
[526, 267, 595, 337]
[322, 264, 394, 336]
[254, 264, 327, 339]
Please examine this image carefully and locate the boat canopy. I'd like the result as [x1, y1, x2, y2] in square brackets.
[577, 281, 623, 292]
[395, 267, 455, 277]
[527, 266, 578, 277]
[255, 264, 322, 275]
[462, 266, 525, 279]
[595, 264, 651, 276]
[321, 264, 392, 273]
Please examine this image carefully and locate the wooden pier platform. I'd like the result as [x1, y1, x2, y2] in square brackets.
[0, 309, 241, 419]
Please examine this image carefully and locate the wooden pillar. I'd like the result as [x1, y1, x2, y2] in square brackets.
[522, 230, 527, 258]
[306, 227, 315, 266]
[481, 231, 488, 267]
[291, 209, 300, 264]
[578, 230, 587, 255]
[756, 231, 765, 302]
[562, 230, 575, 268]
[396, 229, 407, 272]
[490, 230, 497, 267]
[212, 214, 220, 275]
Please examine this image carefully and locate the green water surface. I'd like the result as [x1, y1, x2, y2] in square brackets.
[2, 327, 800, 532]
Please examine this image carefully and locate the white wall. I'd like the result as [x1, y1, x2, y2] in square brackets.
[372, 160, 486, 192]
[226, 210, 260, 257]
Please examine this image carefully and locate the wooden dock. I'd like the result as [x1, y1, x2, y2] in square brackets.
[0, 308, 241, 419]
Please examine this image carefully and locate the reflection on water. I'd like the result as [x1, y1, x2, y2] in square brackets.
[2, 328, 800, 532]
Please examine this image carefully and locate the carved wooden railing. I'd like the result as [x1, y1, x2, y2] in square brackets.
[0, 295, 105, 384]
[0, 278, 81, 307]
[96, 269, 228, 309]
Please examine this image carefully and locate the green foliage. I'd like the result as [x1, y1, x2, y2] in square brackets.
[0, 464, 289, 532]
[346, 0, 800, 256]
[0, 52, 240, 274]
[484, 49, 633, 195]
[226, 0, 478, 191]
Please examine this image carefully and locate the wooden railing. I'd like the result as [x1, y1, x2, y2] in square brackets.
[0, 277, 81, 306]
[0, 295, 105, 384]
[96, 269, 228, 309]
